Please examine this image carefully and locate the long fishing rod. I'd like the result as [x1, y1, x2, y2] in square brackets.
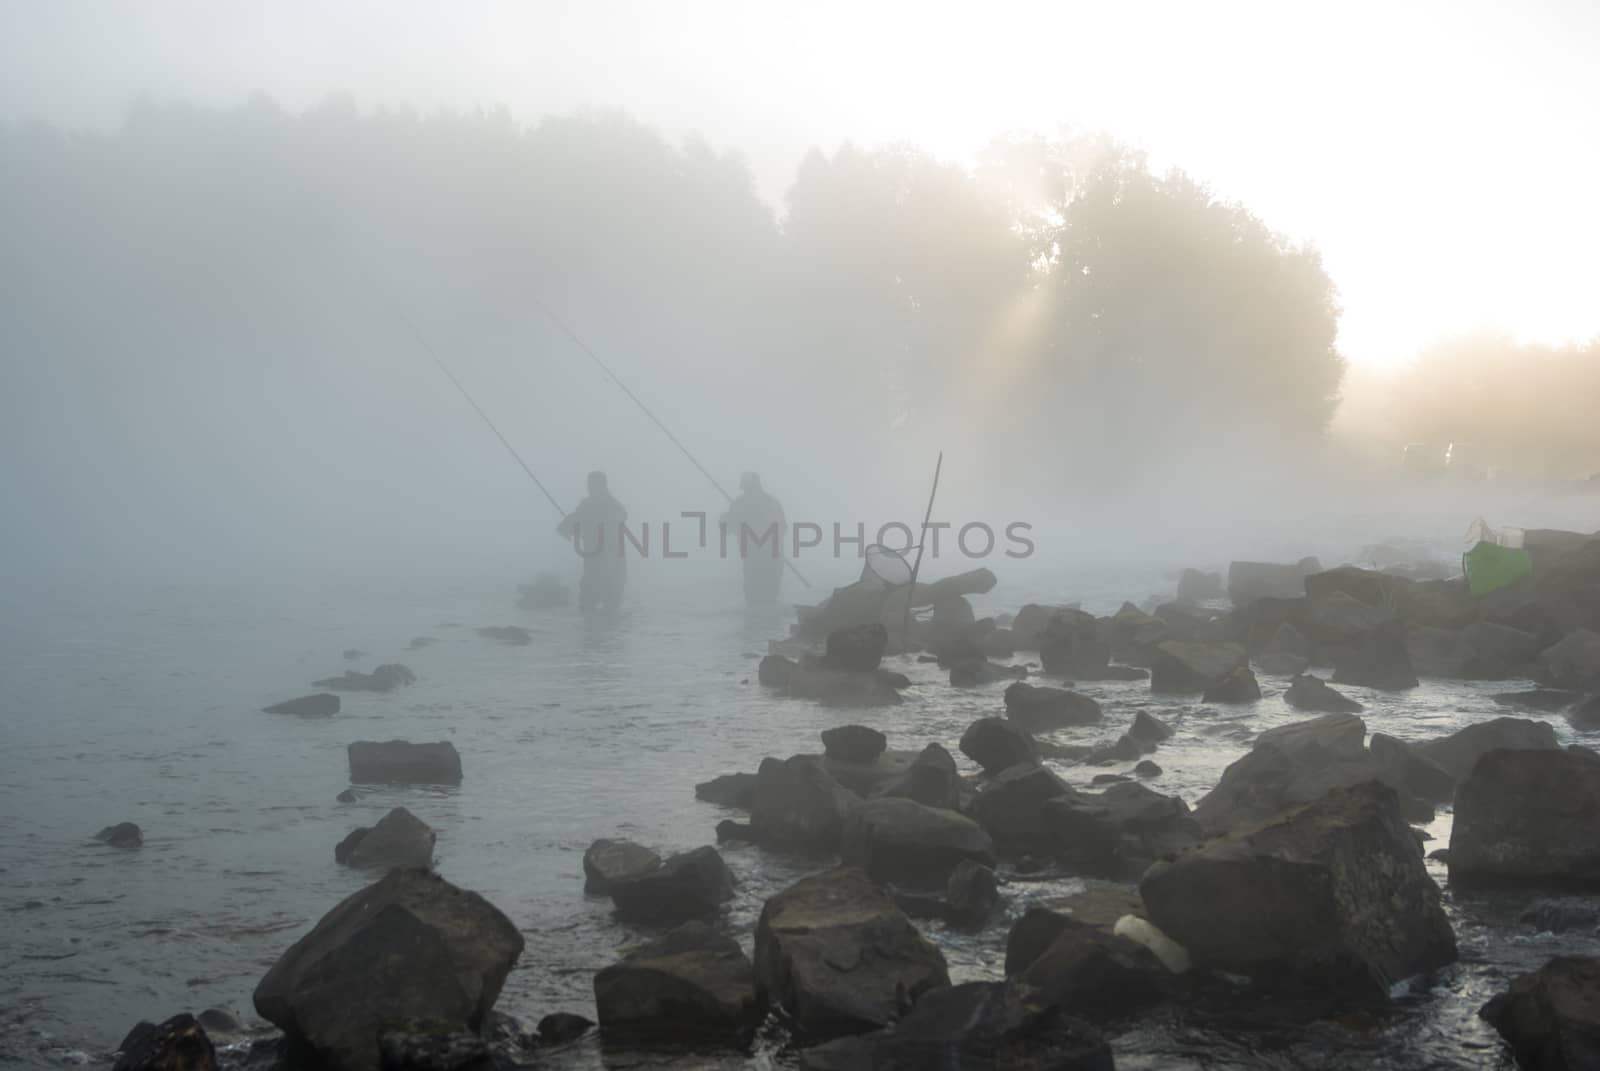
[397, 309, 569, 520]
[527, 294, 811, 590]
[900, 451, 944, 647]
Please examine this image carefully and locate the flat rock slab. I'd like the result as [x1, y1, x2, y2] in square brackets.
[348, 740, 463, 785]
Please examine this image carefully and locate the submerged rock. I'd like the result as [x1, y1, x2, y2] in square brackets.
[96, 822, 143, 850]
[609, 846, 735, 925]
[113, 1014, 216, 1071]
[313, 664, 417, 692]
[262, 693, 340, 716]
[798, 979, 1113, 1071]
[1004, 682, 1102, 730]
[1480, 955, 1600, 1071]
[821, 725, 887, 764]
[340, 807, 435, 870]
[1284, 673, 1363, 714]
[960, 717, 1038, 774]
[840, 796, 995, 886]
[583, 838, 661, 895]
[593, 921, 762, 1041]
[253, 869, 523, 1071]
[348, 740, 463, 785]
[1142, 781, 1455, 998]
[1450, 748, 1600, 889]
[754, 866, 949, 1042]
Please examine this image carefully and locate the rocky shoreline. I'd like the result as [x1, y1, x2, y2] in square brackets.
[108, 536, 1600, 1071]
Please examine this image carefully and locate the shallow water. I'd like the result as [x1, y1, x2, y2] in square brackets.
[0, 569, 1591, 1069]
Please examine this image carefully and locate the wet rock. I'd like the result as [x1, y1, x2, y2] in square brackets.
[945, 860, 1000, 928]
[841, 797, 995, 886]
[754, 866, 949, 1041]
[1521, 899, 1600, 934]
[1127, 711, 1173, 748]
[749, 755, 860, 852]
[1415, 717, 1560, 781]
[314, 664, 417, 692]
[1540, 629, 1600, 691]
[336, 789, 359, 804]
[1397, 576, 1478, 630]
[790, 662, 906, 707]
[96, 822, 143, 850]
[1177, 568, 1224, 604]
[475, 626, 531, 646]
[1084, 735, 1143, 765]
[694, 772, 758, 809]
[1016, 923, 1171, 1021]
[759, 654, 796, 687]
[1369, 733, 1456, 804]
[1493, 689, 1582, 712]
[820, 725, 887, 764]
[253, 869, 523, 1071]
[375, 1026, 491, 1070]
[1304, 565, 1407, 610]
[1305, 590, 1394, 648]
[960, 717, 1038, 774]
[972, 763, 1078, 846]
[821, 750, 917, 798]
[1143, 781, 1455, 997]
[949, 658, 1027, 687]
[194, 1009, 240, 1036]
[1479, 955, 1600, 1071]
[797, 979, 1113, 1071]
[1255, 651, 1310, 676]
[1092, 773, 1129, 785]
[593, 921, 762, 1041]
[1135, 760, 1162, 778]
[1573, 694, 1600, 729]
[535, 1012, 593, 1043]
[1149, 641, 1248, 694]
[340, 807, 435, 870]
[715, 819, 756, 843]
[1464, 621, 1543, 676]
[1332, 620, 1419, 690]
[263, 693, 340, 716]
[1011, 603, 1075, 649]
[823, 623, 887, 673]
[1285, 673, 1363, 713]
[1044, 782, 1200, 874]
[1403, 624, 1471, 678]
[1201, 665, 1261, 703]
[582, 838, 661, 895]
[1108, 602, 1169, 666]
[113, 1014, 216, 1071]
[1450, 748, 1600, 889]
[1003, 682, 1102, 730]
[610, 846, 735, 924]
[1228, 559, 1319, 607]
[1039, 611, 1112, 679]
[872, 744, 961, 810]
[348, 740, 462, 785]
[1004, 883, 1146, 974]
[335, 827, 370, 863]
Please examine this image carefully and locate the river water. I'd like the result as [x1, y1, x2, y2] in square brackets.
[0, 562, 1590, 1070]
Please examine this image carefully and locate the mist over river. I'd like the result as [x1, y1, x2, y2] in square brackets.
[1, 560, 1592, 1070]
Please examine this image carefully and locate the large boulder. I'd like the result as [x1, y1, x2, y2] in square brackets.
[1540, 629, 1600, 692]
[841, 797, 995, 886]
[797, 980, 1113, 1071]
[1332, 620, 1419, 690]
[1127, 711, 1173, 748]
[823, 624, 888, 673]
[1177, 568, 1225, 604]
[1449, 748, 1600, 889]
[871, 744, 961, 810]
[340, 807, 435, 870]
[821, 725, 887, 764]
[113, 1014, 217, 1071]
[593, 921, 762, 1041]
[1043, 782, 1201, 875]
[583, 838, 661, 895]
[1284, 673, 1363, 713]
[749, 756, 860, 852]
[1479, 955, 1600, 1071]
[263, 693, 340, 716]
[1149, 641, 1247, 694]
[347, 740, 462, 785]
[753, 867, 949, 1041]
[253, 869, 523, 1071]
[1038, 611, 1112, 679]
[1004, 884, 1146, 974]
[1396, 577, 1478, 630]
[1142, 781, 1455, 997]
[1108, 602, 1169, 667]
[1463, 621, 1543, 678]
[1011, 603, 1074, 649]
[1228, 559, 1319, 607]
[1404, 625, 1473, 678]
[1201, 665, 1261, 703]
[1414, 717, 1560, 781]
[1015, 922, 1171, 1022]
[1304, 590, 1394, 648]
[1004, 682, 1102, 730]
[1304, 565, 1405, 610]
[1368, 733, 1456, 804]
[960, 717, 1037, 774]
[821, 749, 918, 798]
[972, 763, 1078, 846]
[610, 846, 735, 924]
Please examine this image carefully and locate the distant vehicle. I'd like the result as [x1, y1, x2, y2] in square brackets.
[1402, 443, 1446, 477]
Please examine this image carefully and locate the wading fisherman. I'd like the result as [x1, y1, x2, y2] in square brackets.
[720, 472, 786, 605]
[557, 471, 628, 613]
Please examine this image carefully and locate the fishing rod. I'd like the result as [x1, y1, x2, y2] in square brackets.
[527, 294, 812, 590]
[397, 309, 569, 520]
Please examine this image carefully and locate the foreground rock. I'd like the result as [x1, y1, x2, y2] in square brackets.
[1149, 641, 1247, 694]
[593, 922, 762, 1042]
[113, 1014, 216, 1071]
[1414, 717, 1559, 781]
[960, 717, 1037, 774]
[799, 980, 1113, 1071]
[1450, 748, 1600, 889]
[841, 797, 995, 886]
[338, 807, 435, 870]
[749, 756, 860, 852]
[821, 725, 887, 764]
[313, 664, 417, 692]
[754, 866, 948, 1041]
[1143, 781, 1455, 998]
[583, 838, 661, 894]
[96, 822, 143, 850]
[347, 740, 463, 785]
[1284, 673, 1363, 713]
[610, 846, 735, 924]
[254, 869, 523, 1071]
[1004, 682, 1102, 730]
[1480, 956, 1600, 1071]
[262, 693, 340, 716]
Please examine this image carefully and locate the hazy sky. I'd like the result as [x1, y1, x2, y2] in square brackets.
[4, 0, 1597, 367]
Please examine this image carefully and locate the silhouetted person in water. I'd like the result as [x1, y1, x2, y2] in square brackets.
[557, 471, 628, 613]
[721, 472, 786, 605]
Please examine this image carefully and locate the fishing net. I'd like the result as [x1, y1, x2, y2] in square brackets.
[863, 543, 914, 589]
